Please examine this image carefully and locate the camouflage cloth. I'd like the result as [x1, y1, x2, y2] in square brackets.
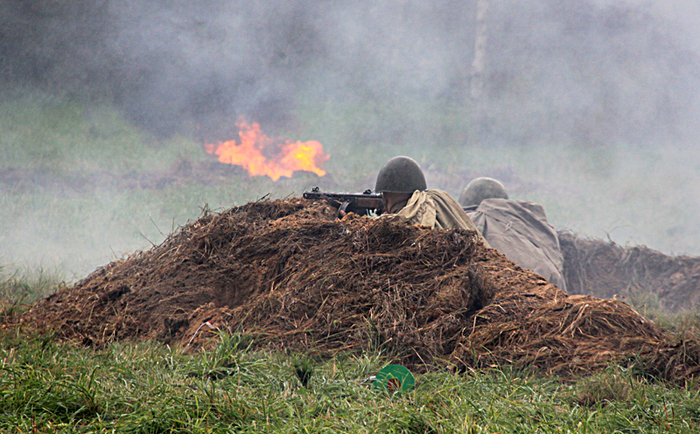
[383, 189, 490, 247]
[466, 198, 567, 291]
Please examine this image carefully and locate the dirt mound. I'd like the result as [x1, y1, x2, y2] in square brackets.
[559, 231, 700, 312]
[17, 199, 700, 380]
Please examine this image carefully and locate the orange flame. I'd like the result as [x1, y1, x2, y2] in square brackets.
[204, 119, 329, 181]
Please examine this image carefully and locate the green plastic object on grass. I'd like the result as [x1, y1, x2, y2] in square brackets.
[373, 364, 415, 394]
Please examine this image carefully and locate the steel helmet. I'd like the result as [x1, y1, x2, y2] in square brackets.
[459, 177, 508, 207]
[374, 156, 427, 194]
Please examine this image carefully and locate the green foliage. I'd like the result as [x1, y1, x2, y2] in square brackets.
[2, 331, 700, 433]
[0, 90, 205, 174]
[0, 265, 62, 306]
[568, 366, 634, 408]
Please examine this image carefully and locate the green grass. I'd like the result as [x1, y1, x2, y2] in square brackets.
[0, 90, 205, 174]
[1, 330, 699, 433]
[2, 89, 700, 431]
[0, 265, 62, 304]
[2, 89, 700, 279]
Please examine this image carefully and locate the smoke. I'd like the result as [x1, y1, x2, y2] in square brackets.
[2, 0, 700, 277]
[2, 0, 697, 145]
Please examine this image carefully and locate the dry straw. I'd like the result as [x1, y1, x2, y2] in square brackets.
[17, 198, 700, 382]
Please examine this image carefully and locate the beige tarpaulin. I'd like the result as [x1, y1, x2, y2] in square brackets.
[383, 189, 490, 247]
[466, 198, 567, 291]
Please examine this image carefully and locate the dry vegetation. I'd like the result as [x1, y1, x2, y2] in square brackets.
[12, 199, 700, 384]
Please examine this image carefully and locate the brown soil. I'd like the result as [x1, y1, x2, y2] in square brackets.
[13, 199, 700, 381]
[559, 231, 700, 313]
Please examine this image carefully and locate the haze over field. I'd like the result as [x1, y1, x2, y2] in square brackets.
[1, 0, 700, 278]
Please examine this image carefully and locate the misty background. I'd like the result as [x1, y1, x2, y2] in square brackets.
[2, 0, 700, 280]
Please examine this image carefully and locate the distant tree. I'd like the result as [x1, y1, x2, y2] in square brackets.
[470, 0, 489, 144]
[470, 0, 489, 101]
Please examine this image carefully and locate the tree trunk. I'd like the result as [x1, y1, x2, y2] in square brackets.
[470, 0, 489, 144]
[470, 0, 489, 100]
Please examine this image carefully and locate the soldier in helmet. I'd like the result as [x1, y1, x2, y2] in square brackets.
[459, 177, 509, 209]
[460, 177, 567, 291]
[374, 156, 489, 246]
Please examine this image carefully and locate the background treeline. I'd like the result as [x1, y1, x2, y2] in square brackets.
[1, 0, 698, 148]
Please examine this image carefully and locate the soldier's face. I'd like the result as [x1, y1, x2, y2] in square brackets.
[382, 192, 411, 213]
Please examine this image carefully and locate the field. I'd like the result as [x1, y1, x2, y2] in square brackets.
[3, 89, 700, 432]
[2, 330, 700, 433]
[2, 89, 700, 279]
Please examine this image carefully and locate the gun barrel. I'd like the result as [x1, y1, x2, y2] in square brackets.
[303, 189, 384, 214]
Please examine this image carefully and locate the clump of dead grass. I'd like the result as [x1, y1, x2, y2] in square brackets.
[13, 198, 700, 382]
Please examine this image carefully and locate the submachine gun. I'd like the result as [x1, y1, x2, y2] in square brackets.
[303, 186, 384, 216]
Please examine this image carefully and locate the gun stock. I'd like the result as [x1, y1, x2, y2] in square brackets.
[303, 187, 384, 216]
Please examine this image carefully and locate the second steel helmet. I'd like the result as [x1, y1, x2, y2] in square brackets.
[459, 177, 508, 207]
[374, 156, 427, 194]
